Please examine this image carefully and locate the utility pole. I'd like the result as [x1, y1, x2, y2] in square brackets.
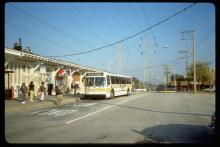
[163, 64, 170, 90]
[149, 68, 152, 91]
[173, 61, 183, 91]
[173, 64, 176, 91]
[181, 30, 196, 93]
[193, 31, 196, 93]
[178, 49, 188, 78]
[144, 67, 148, 90]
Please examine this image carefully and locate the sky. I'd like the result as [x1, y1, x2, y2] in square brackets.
[5, 2, 215, 84]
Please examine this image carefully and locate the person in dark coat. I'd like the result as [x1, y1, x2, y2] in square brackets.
[28, 81, 35, 102]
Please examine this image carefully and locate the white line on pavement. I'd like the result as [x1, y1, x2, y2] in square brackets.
[65, 94, 149, 124]
[31, 109, 51, 115]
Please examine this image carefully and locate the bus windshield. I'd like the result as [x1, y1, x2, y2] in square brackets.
[85, 78, 94, 86]
[85, 77, 105, 87]
[95, 77, 105, 86]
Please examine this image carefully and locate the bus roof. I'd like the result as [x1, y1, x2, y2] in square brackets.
[84, 71, 132, 78]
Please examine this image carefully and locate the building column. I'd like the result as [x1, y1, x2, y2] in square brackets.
[16, 64, 19, 86]
[12, 64, 15, 86]
[19, 65, 22, 85]
[25, 65, 28, 85]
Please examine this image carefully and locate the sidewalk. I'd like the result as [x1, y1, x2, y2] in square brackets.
[5, 94, 80, 113]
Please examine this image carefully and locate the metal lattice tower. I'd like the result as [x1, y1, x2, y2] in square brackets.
[115, 42, 124, 75]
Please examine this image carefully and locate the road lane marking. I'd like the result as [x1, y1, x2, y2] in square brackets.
[65, 94, 148, 124]
[38, 109, 60, 116]
[32, 109, 51, 115]
[66, 103, 97, 107]
[31, 109, 78, 117]
[79, 103, 97, 107]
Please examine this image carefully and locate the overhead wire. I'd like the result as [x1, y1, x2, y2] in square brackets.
[9, 3, 91, 49]
[196, 28, 215, 47]
[140, 3, 160, 73]
[88, 3, 135, 73]
[46, 3, 196, 57]
[45, 4, 108, 45]
[87, 3, 124, 41]
[6, 21, 79, 52]
[113, 3, 137, 34]
[103, 5, 142, 54]
[140, 3, 159, 54]
[124, 57, 185, 72]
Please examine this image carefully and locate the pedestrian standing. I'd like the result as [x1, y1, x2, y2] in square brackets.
[71, 83, 74, 94]
[28, 81, 35, 102]
[56, 84, 64, 106]
[20, 82, 28, 104]
[39, 82, 46, 102]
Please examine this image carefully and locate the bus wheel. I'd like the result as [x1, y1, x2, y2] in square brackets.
[127, 89, 130, 96]
[110, 90, 114, 98]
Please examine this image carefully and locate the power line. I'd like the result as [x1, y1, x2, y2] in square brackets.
[47, 3, 196, 57]
[6, 21, 79, 52]
[103, 5, 144, 56]
[69, 3, 112, 44]
[88, 3, 142, 72]
[196, 28, 214, 46]
[140, 3, 160, 69]
[113, 3, 137, 34]
[129, 4, 143, 31]
[87, 3, 124, 40]
[140, 3, 159, 53]
[124, 57, 184, 72]
[45, 4, 108, 45]
[9, 3, 91, 49]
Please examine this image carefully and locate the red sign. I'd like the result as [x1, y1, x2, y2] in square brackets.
[57, 69, 65, 75]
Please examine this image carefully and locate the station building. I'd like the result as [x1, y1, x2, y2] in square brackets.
[5, 41, 102, 99]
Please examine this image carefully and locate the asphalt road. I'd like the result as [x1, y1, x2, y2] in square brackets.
[5, 92, 215, 143]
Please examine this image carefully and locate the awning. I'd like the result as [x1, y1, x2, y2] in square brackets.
[5, 69, 14, 73]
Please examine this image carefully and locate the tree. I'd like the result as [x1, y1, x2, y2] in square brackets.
[188, 61, 210, 90]
[170, 73, 185, 81]
[132, 77, 144, 89]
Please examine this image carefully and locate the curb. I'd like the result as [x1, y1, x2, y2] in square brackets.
[5, 98, 78, 113]
[159, 91, 177, 93]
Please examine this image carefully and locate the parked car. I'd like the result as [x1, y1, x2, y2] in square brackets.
[207, 112, 216, 135]
[204, 87, 215, 92]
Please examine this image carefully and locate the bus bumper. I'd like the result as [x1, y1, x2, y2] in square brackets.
[82, 92, 110, 98]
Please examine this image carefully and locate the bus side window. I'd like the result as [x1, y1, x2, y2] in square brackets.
[122, 78, 125, 84]
[111, 76, 114, 84]
[116, 77, 119, 84]
[129, 78, 131, 84]
[121, 77, 124, 84]
[126, 78, 129, 84]
[107, 76, 110, 85]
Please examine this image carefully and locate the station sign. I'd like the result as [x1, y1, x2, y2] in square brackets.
[39, 67, 46, 74]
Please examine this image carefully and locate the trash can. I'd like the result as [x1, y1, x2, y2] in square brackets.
[5, 89, 12, 100]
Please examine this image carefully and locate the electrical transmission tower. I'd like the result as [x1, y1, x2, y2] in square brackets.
[115, 42, 124, 75]
[181, 30, 196, 93]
